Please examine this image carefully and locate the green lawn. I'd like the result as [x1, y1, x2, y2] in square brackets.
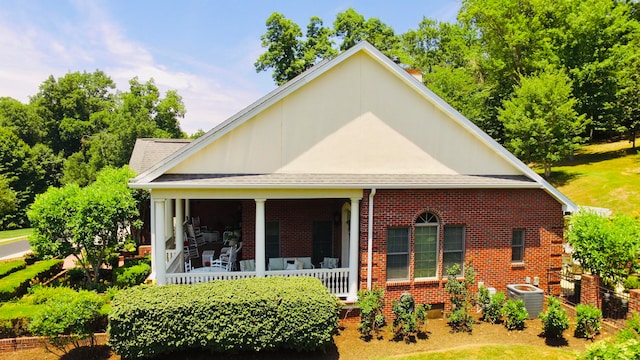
[376, 344, 578, 360]
[543, 140, 640, 216]
[0, 228, 32, 242]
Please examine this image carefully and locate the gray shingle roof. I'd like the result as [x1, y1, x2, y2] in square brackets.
[128, 139, 192, 175]
[148, 173, 537, 189]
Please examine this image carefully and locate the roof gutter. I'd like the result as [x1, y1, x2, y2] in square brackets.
[367, 188, 376, 290]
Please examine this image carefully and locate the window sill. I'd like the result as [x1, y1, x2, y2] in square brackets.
[511, 262, 526, 268]
[414, 278, 440, 284]
[386, 280, 411, 287]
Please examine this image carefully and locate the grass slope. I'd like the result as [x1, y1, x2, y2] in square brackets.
[544, 140, 640, 216]
[0, 228, 31, 243]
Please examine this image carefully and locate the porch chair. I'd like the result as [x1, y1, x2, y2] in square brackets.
[183, 232, 199, 259]
[187, 224, 205, 247]
[211, 244, 239, 271]
[239, 259, 255, 271]
[219, 242, 242, 263]
[184, 259, 193, 272]
[320, 257, 339, 269]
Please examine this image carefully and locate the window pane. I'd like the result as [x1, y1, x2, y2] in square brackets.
[387, 228, 409, 280]
[387, 254, 409, 279]
[512, 246, 523, 262]
[444, 226, 464, 251]
[512, 230, 525, 262]
[415, 226, 437, 277]
[266, 221, 280, 259]
[387, 228, 409, 253]
[443, 226, 464, 275]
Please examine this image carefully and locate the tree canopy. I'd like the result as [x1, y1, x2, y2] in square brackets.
[0, 71, 186, 229]
[255, 2, 640, 178]
[28, 166, 142, 288]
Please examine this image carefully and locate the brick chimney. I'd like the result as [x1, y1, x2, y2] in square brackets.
[405, 68, 423, 83]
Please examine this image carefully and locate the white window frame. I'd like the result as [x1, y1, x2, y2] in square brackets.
[414, 212, 439, 279]
[512, 229, 525, 263]
[386, 227, 410, 280]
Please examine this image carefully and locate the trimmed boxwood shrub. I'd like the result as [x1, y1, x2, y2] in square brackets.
[113, 262, 151, 288]
[0, 259, 26, 279]
[0, 259, 63, 301]
[575, 304, 602, 339]
[108, 277, 341, 359]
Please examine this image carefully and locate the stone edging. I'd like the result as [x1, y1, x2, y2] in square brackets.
[0, 333, 107, 353]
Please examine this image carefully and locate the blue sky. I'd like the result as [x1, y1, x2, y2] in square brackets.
[0, 1, 461, 135]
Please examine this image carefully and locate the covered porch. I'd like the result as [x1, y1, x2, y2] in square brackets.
[149, 188, 362, 301]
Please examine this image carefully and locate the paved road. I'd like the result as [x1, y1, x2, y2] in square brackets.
[0, 239, 31, 260]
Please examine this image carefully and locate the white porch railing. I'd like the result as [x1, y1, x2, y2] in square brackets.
[165, 249, 182, 273]
[165, 268, 350, 298]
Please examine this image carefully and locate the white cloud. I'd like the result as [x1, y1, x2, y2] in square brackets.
[0, 1, 266, 135]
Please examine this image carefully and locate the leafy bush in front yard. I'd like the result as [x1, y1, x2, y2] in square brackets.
[0, 259, 26, 279]
[390, 292, 429, 343]
[503, 299, 528, 330]
[580, 312, 640, 359]
[575, 304, 602, 339]
[113, 259, 151, 288]
[108, 277, 341, 359]
[444, 263, 475, 333]
[0, 286, 109, 339]
[539, 296, 569, 338]
[28, 287, 107, 354]
[356, 287, 386, 339]
[480, 291, 506, 324]
[0, 259, 63, 301]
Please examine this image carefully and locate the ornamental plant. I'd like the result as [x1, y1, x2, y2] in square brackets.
[540, 296, 570, 338]
[478, 290, 505, 324]
[575, 304, 602, 339]
[390, 292, 430, 343]
[356, 287, 386, 339]
[503, 299, 528, 330]
[444, 263, 475, 333]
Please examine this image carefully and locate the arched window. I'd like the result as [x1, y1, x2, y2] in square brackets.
[415, 212, 439, 278]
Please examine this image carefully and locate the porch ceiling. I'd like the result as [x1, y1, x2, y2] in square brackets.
[135, 173, 538, 189]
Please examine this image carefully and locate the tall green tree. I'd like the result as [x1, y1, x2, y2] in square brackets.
[62, 77, 185, 185]
[255, 13, 336, 85]
[0, 97, 45, 146]
[28, 166, 141, 289]
[333, 8, 401, 57]
[31, 70, 116, 156]
[498, 68, 586, 178]
[0, 128, 37, 228]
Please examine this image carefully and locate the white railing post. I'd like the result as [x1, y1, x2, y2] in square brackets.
[348, 197, 360, 302]
[255, 199, 266, 277]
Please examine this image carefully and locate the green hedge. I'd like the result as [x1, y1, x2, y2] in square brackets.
[0, 259, 26, 279]
[108, 277, 341, 359]
[0, 259, 63, 301]
[0, 286, 109, 338]
[113, 262, 151, 288]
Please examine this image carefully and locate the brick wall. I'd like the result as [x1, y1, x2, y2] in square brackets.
[238, 188, 564, 318]
[360, 188, 564, 317]
[241, 199, 344, 264]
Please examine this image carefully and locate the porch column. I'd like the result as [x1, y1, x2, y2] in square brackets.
[165, 199, 173, 239]
[255, 199, 266, 277]
[175, 199, 184, 264]
[153, 198, 167, 285]
[348, 197, 360, 302]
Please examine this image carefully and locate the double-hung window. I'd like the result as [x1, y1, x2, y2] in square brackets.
[386, 227, 409, 280]
[443, 226, 465, 276]
[512, 229, 525, 263]
[414, 213, 439, 278]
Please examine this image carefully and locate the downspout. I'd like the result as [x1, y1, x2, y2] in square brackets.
[367, 188, 376, 290]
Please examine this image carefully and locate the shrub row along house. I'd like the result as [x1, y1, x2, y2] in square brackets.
[128, 42, 577, 308]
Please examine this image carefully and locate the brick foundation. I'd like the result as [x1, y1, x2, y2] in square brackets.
[0, 333, 107, 353]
